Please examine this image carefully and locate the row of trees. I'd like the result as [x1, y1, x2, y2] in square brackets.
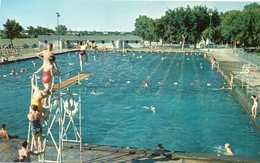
[134, 3, 260, 48]
[1, 19, 68, 48]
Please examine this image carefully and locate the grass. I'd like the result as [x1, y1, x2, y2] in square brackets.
[0, 38, 38, 47]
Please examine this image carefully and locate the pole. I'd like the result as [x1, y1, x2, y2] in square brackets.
[208, 13, 212, 52]
[57, 12, 60, 49]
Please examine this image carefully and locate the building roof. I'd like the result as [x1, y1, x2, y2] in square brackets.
[38, 35, 142, 41]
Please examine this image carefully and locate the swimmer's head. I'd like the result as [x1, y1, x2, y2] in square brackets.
[47, 43, 53, 51]
[31, 104, 38, 111]
[49, 56, 56, 63]
[21, 140, 28, 148]
[225, 143, 230, 148]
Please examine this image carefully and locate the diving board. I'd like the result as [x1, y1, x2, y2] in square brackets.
[53, 73, 91, 91]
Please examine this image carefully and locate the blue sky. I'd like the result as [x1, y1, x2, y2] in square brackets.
[0, 0, 259, 31]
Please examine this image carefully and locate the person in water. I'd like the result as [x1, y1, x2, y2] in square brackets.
[36, 43, 54, 64]
[225, 143, 233, 156]
[0, 124, 9, 141]
[18, 140, 43, 162]
[251, 95, 258, 119]
[35, 56, 56, 91]
[91, 89, 97, 96]
[27, 105, 43, 153]
[31, 74, 50, 116]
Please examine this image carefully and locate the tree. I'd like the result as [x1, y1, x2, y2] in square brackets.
[55, 24, 67, 35]
[220, 3, 260, 48]
[242, 3, 260, 47]
[27, 26, 54, 38]
[3, 19, 23, 48]
[134, 15, 154, 44]
[220, 10, 244, 45]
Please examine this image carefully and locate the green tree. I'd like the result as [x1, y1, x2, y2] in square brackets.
[27, 26, 54, 38]
[153, 17, 167, 45]
[220, 3, 260, 47]
[55, 24, 68, 35]
[134, 15, 154, 44]
[3, 19, 23, 48]
[220, 10, 244, 45]
[242, 3, 260, 47]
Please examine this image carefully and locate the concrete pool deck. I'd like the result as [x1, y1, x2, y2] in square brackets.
[1, 139, 260, 163]
[201, 49, 260, 129]
[1, 48, 260, 162]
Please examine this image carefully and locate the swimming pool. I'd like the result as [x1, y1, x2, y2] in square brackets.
[1, 51, 260, 158]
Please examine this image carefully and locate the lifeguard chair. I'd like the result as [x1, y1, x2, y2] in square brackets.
[27, 60, 91, 162]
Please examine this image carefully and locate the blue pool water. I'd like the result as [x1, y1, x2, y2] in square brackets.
[0, 51, 260, 158]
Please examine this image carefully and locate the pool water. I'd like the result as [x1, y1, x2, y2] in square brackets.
[0, 51, 260, 158]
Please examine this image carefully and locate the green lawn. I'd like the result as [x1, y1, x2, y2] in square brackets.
[1, 38, 38, 47]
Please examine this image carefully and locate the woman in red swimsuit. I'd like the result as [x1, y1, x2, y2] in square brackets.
[35, 56, 56, 91]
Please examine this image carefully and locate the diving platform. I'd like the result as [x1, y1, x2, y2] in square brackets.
[53, 73, 91, 91]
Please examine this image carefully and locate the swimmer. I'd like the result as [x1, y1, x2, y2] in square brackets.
[143, 81, 149, 88]
[229, 73, 234, 90]
[36, 43, 54, 64]
[10, 69, 18, 76]
[79, 44, 88, 71]
[144, 106, 156, 114]
[109, 79, 115, 83]
[157, 144, 165, 150]
[251, 95, 258, 119]
[211, 57, 218, 70]
[150, 106, 156, 113]
[225, 143, 233, 156]
[200, 63, 203, 69]
[127, 80, 131, 84]
[91, 89, 97, 96]
[32, 61, 36, 68]
[0, 124, 9, 141]
[93, 56, 96, 61]
[35, 56, 56, 91]
[20, 68, 24, 73]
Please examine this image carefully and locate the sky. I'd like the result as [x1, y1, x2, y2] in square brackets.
[0, 0, 259, 32]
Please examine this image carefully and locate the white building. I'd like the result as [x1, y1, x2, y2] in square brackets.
[38, 35, 142, 50]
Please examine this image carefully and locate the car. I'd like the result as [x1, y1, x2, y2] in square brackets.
[22, 44, 29, 48]
[31, 44, 38, 48]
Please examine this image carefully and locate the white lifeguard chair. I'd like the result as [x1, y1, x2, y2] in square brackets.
[27, 66, 91, 162]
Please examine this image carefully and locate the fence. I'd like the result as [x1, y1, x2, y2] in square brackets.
[232, 48, 260, 67]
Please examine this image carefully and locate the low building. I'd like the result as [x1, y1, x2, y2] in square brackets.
[38, 35, 142, 50]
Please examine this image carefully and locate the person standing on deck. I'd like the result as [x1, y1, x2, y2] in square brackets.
[36, 43, 54, 64]
[229, 73, 234, 90]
